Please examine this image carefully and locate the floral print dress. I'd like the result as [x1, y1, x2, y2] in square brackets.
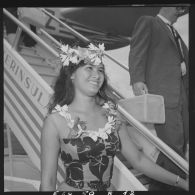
[52, 101, 121, 191]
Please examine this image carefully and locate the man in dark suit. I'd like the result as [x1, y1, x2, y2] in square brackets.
[128, 7, 189, 190]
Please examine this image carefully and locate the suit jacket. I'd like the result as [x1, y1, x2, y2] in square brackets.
[129, 16, 189, 108]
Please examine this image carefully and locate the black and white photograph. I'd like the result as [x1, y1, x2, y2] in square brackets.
[3, 5, 189, 192]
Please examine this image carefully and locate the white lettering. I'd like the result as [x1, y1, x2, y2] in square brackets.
[4, 52, 47, 107]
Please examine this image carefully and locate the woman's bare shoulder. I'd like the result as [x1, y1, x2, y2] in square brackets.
[44, 112, 62, 126]
[43, 112, 70, 139]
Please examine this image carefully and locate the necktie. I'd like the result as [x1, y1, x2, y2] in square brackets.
[167, 24, 185, 62]
[167, 24, 186, 76]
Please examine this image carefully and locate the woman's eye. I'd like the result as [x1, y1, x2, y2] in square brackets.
[98, 69, 104, 73]
[86, 66, 93, 70]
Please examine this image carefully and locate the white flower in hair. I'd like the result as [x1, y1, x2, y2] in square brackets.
[88, 43, 105, 52]
[59, 44, 79, 66]
[59, 43, 105, 67]
[95, 58, 102, 65]
[61, 44, 69, 53]
[59, 53, 69, 66]
[98, 43, 105, 51]
[91, 55, 102, 66]
[88, 43, 105, 65]
[88, 43, 97, 51]
[69, 55, 79, 64]
[77, 46, 89, 61]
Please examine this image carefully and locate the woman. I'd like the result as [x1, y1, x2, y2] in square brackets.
[40, 42, 188, 191]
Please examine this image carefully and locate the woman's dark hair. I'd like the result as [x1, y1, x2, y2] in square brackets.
[47, 60, 115, 114]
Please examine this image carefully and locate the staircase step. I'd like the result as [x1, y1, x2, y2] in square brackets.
[28, 62, 55, 71]
[19, 45, 37, 54]
[31, 64, 57, 76]
[37, 33, 59, 51]
[20, 51, 43, 60]
[36, 67, 58, 78]
[20, 53, 46, 65]
[20, 50, 59, 71]
[19, 44, 37, 50]
[34, 44, 57, 60]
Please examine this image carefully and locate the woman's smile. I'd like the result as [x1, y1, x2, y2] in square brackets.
[88, 80, 100, 87]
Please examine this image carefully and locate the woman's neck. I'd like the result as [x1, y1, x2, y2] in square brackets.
[70, 95, 98, 113]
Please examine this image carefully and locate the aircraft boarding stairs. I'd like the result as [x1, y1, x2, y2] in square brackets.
[4, 8, 188, 191]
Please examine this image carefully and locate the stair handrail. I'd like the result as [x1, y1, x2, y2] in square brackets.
[3, 8, 188, 175]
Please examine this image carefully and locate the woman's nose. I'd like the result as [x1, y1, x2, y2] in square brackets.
[91, 69, 99, 78]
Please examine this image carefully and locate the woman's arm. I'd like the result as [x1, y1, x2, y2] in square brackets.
[40, 114, 60, 191]
[118, 122, 188, 190]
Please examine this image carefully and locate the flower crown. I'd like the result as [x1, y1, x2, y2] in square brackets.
[59, 43, 105, 67]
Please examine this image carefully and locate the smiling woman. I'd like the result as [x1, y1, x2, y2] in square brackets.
[47, 43, 112, 113]
[40, 42, 118, 191]
[71, 63, 105, 97]
[40, 42, 188, 191]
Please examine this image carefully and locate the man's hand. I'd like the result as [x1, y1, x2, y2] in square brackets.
[132, 82, 148, 96]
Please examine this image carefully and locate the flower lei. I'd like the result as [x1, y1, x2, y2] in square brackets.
[52, 102, 117, 142]
[59, 43, 105, 67]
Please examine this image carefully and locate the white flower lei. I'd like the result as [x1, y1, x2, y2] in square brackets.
[52, 102, 116, 142]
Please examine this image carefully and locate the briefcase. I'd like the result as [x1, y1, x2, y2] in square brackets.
[118, 94, 165, 124]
